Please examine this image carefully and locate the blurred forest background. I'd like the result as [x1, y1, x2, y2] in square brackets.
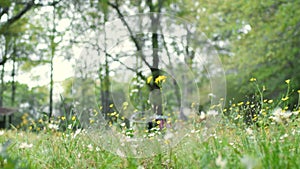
[0, 0, 299, 127]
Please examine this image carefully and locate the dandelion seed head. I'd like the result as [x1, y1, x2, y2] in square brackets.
[240, 155, 258, 169]
[215, 154, 227, 169]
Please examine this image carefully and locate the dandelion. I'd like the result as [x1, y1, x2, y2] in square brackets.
[147, 76, 153, 84]
[110, 112, 117, 116]
[164, 139, 170, 145]
[269, 107, 292, 123]
[109, 104, 114, 108]
[191, 102, 196, 108]
[123, 102, 128, 106]
[281, 97, 289, 101]
[268, 100, 273, 104]
[61, 116, 66, 120]
[72, 116, 76, 121]
[237, 102, 244, 106]
[234, 114, 241, 120]
[298, 90, 300, 94]
[155, 75, 167, 84]
[19, 142, 33, 149]
[249, 77, 256, 82]
[285, 79, 290, 84]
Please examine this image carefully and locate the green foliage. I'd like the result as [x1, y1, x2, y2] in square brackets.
[0, 0, 11, 8]
[186, 0, 300, 105]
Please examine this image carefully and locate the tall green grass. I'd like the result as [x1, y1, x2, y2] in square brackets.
[0, 79, 299, 168]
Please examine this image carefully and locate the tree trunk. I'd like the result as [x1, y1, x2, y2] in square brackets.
[49, 6, 56, 118]
[148, 0, 163, 116]
[11, 44, 17, 107]
[49, 52, 54, 118]
[100, 14, 111, 120]
[0, 36, 9, 107]
[0, 64, 5, 107]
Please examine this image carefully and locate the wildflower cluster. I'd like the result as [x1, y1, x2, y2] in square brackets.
[224, 78, 300, 127]
[147, 75, 167, 87]
[16, 112, 81, 132]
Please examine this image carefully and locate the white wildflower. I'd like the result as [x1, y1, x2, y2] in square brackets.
[208, 93, 216, 98]
[200, 111, 206, 120]
[68, 124, 72, 130]
[246, 128, 253, 135]
[292, 111, 299, 116]
[280, 133, 288, 140]
[148, 133, 155, 137]
[269, 107, 292, 123]
[137, 166, 145, 169]
[87, 144, 93, 151]
[73, 129, 81, 139]
[0, 130, 4, 136]
[282, 111, 292, 119]
[131, 89, 139, 93]
[48, 124, 59, 130]
[19, 142, 33, 149]
[116, 148, 125, 157]
[207, 110, 219, 116]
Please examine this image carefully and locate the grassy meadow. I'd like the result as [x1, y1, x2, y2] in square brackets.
[1, 80, 300, 169]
